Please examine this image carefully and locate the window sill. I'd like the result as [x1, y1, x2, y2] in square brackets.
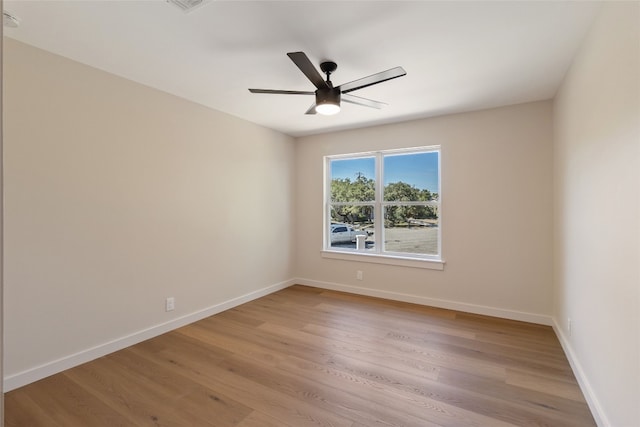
[321, 250, 445, 270]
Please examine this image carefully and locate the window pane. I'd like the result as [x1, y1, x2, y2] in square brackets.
[330, 157, 375, 202]
[330, 204, 375, 224]
[383, 204, 439, 227]
[384, 206, 438, 255]
[329, 205, 375, 250]
[383, 152, 439, 202]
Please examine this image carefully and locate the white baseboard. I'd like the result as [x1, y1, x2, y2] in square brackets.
[551, 318, 610, 427]
[295, 277, 553, 326]
[3, 279, 296, 392]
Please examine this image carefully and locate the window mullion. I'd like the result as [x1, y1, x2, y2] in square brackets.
[375, 152, 383, 254]
[324, 157, 332, 248]
[330, 201, 374, 207]
[381, 201, 440, 206]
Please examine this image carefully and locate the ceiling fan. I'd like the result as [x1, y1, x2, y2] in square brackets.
[249, 52, 406, 116]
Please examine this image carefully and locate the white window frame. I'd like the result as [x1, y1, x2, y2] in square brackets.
[323, 146, 443, 270]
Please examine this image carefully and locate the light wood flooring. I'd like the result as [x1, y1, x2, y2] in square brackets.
[5, 285, 596, 426]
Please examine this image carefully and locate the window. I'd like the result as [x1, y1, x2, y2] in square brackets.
[324, 147, 441, 263]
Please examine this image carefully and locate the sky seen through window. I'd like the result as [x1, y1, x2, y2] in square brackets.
[330, 152, 439, 193]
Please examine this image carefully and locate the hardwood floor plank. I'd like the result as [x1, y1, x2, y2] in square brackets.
[506, 369, 587, 402]
[132, 334, 355, 427]
[218, 348, 443, 427]
[7, 374, 130, 427]
[437, 368, 594, 427]
[302, 322, 507, 381]
[110, 348, 253, 425]
[323, 353, 520, 427]
[64, 356, 219, 426]
[235, 411, 294, 427]
[5, 389, 64, 427]
[262, 321, 443, 381]
[318, 289, 457, 320]
[384, 328, 575, 378]
[5, 285, 596, 426]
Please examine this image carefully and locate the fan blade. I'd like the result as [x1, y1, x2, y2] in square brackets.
[287, 52, 329, 91]
[338, 66, 406, 94]
[249, 89, 314, 95]
[342, 94, 387, 109]
[305, 103, 317, 115]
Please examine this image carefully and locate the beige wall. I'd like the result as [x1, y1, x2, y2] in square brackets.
[3, 38, 295, 382]
[553, 3, 640, 426]
[294, 101, 554, 321]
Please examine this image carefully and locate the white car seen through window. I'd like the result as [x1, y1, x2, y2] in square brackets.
[330, 223, 368, 244]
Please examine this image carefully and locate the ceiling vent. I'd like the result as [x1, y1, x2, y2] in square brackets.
[3, 11, 20, 28]
[166, 0, 210, 13]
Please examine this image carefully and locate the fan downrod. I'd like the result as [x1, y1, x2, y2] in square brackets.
[320, 61, 337, 82]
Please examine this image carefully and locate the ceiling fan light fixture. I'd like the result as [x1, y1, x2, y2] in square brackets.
[315, 89, 341, 115]
[316, 102, 340, 115]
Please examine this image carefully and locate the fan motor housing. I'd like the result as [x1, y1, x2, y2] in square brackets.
[316, 87, 341, 106]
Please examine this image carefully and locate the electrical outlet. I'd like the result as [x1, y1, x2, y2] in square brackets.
[166, 297, 175, 312]
[356, 270, 363, 280]
[568, 318, 572, 336]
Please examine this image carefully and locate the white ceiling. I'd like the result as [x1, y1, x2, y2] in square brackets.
[3, 1, 600, 137]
